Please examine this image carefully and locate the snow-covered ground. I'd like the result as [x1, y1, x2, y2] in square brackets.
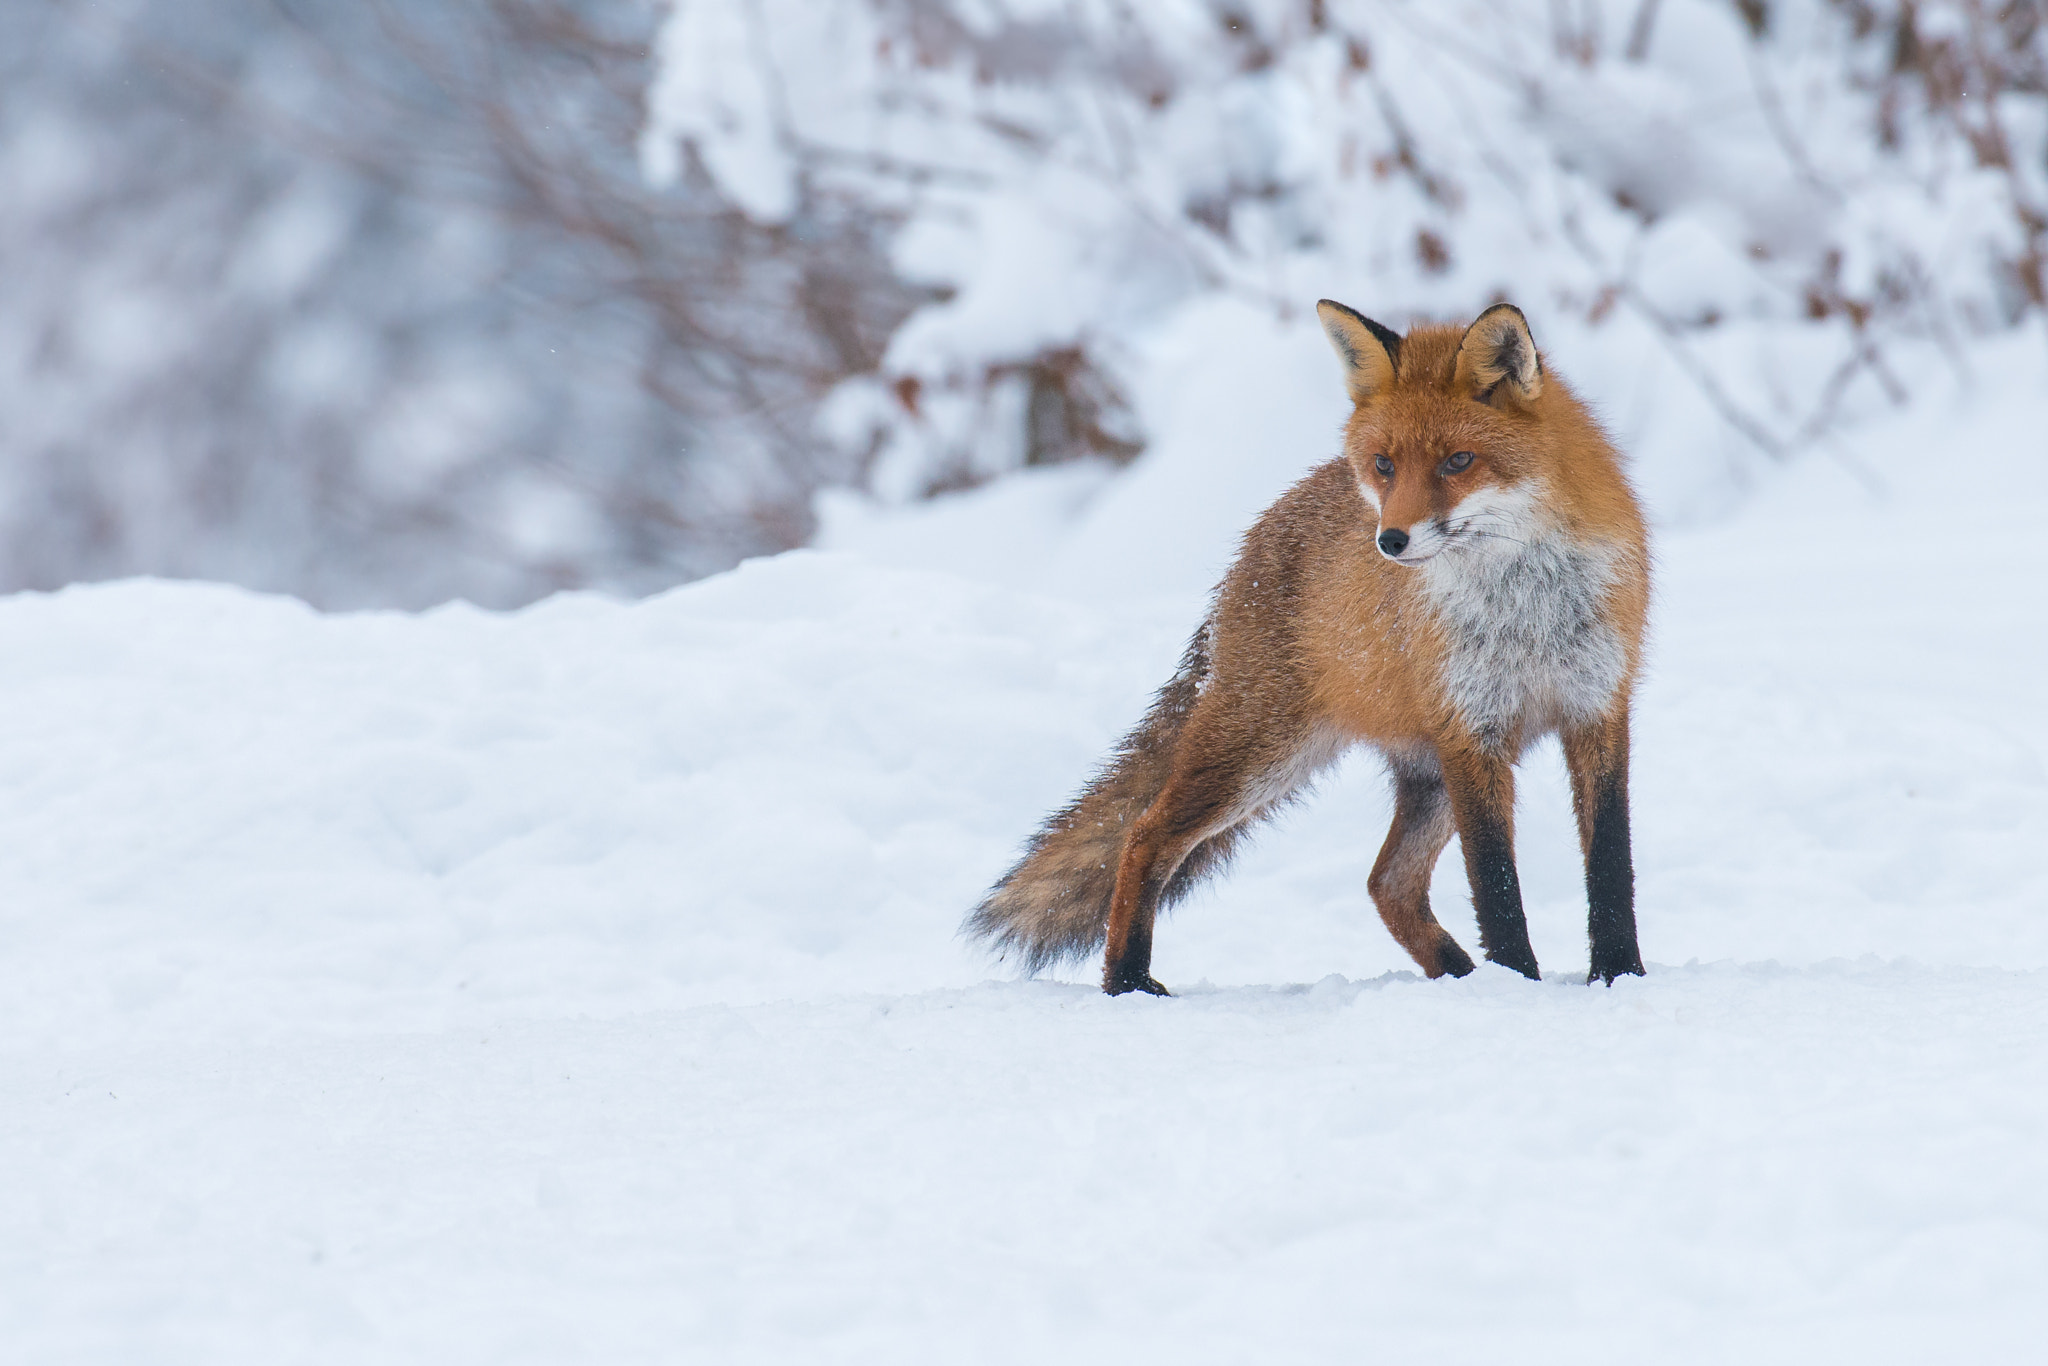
[3, 325, 2045, 1360]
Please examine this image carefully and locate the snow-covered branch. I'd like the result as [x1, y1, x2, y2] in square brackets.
[647, 0, 2048, 512]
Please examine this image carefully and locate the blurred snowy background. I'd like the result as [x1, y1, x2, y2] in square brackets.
[4, 0, 2043, 608]
[6, 5, 2048, 1357]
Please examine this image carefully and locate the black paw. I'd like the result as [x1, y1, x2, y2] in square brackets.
[1434, 936, 1477, 979]
[1103, 974, 1172, 997]
[1588, 957, 1646, 986]
[1485, 946, 1542, 981]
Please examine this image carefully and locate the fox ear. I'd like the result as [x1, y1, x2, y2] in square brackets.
[1316, 300, 1402, 405]
[1454, 303, 1543, 403]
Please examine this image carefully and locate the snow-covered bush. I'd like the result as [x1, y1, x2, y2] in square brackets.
[0, 1, 919, 607]
[645, 0, 2048, 518]
[3, 1, 2040, 608]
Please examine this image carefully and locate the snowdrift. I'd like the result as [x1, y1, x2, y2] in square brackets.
[3, 336, 2046, 1358]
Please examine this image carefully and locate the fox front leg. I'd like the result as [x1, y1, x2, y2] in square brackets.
[1564, 710, 1643, 984]
[1438, 744, 1541, 980]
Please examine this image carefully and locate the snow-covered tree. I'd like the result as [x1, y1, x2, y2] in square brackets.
[647, 0, 2048, 514]
[0, 0, 917, 607]
[1, 1, 2041, 607]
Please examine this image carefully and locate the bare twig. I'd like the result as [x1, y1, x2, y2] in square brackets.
[1624, 0, 1661, 62]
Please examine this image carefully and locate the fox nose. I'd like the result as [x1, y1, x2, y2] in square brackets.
[1376, 528, 1410, 557]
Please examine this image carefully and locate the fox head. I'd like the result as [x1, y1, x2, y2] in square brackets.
[1316, 300, 1552, 567]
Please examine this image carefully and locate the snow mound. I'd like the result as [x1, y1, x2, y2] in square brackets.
[3, 336, 2045, 1358]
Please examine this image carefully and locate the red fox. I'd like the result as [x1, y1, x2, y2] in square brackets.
[967, 301, 1650, 993]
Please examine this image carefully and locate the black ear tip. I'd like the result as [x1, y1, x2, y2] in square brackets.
[1318, 299, 1403, 376]
[1482, 301, 1537, 346]
[1470, 303, 1541, 384]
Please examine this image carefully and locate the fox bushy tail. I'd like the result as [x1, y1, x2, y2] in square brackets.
[964, 623, 1248, 973]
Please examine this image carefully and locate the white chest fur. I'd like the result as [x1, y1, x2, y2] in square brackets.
[1417, 528, 1628, 746]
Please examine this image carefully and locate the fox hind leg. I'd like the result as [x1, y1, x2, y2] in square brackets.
[1102, 722, 1342, 996]
[1368, 756, 1477, 978]
[1101, 774, 1229, 996]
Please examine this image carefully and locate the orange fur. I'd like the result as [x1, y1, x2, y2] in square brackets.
[968, 302, 1651, 993]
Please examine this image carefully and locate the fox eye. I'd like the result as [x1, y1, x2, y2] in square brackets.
[1444, 451, 1476, 473]
[1373, 454, 1393, 476]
